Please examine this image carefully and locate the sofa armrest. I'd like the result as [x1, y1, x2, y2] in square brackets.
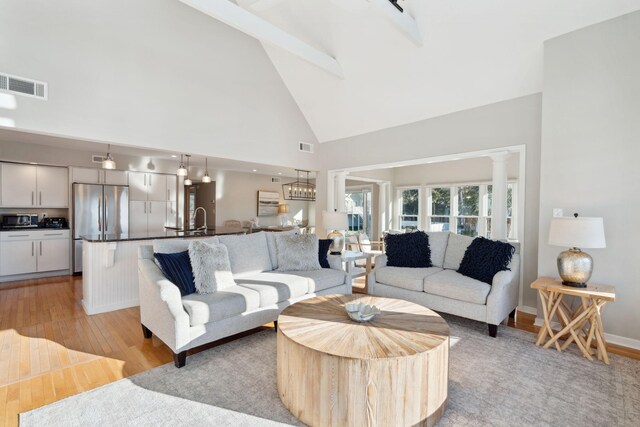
[486, 255, 520, 325]
[138, 258, 191, 352]
[367, 254, 387, 293]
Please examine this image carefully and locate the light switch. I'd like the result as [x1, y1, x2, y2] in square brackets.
[553, 208, 563, 218]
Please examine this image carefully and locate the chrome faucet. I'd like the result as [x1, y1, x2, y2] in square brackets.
[192, 207, 207, 231]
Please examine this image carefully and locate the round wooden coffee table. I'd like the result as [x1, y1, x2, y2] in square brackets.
[276, 294, 449, 427]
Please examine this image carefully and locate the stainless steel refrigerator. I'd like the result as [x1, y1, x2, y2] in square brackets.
[73, 183, 129, 273]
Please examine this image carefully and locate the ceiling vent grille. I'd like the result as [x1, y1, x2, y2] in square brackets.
[92, 154, 107, 164]
[299, 142, 314, 154]
[0, 72, 48, 100]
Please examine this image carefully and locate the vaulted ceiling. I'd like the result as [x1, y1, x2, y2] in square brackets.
[187, 0, 640, 142]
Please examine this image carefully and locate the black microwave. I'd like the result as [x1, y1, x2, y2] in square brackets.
[2, 214, 39, 228]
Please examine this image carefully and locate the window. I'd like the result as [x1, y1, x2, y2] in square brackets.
[426, 182, 517, 239]
[345, 188, 372, 235]
[398, 188, 420, 231]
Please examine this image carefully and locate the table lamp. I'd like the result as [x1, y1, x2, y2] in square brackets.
[548, 214, 606, 288]
[323, 210, 348, 255]
[278, 204, 289, 226]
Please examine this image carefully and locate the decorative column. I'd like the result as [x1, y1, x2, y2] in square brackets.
[489, 151, 510, 240]
[377, 182, 389, 239]
[335, 172, 348, 212]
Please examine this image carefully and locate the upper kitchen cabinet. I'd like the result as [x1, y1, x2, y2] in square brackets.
[0, 163, 68, 208]
[71, 167, 127, 185]
[129, 172, 169, 202]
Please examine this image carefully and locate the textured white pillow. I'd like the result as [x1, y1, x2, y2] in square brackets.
[276, 234, 321, 271]
[188, 240, 236, 294]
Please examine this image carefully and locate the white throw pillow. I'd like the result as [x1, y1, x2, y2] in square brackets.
[276, 234, 321, 271]
[188, 240, 236, 294]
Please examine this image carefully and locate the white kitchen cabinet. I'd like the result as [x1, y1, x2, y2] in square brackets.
[147, 201, 167, 232]
[0, 229, 70, 277]
[165, 201, 177, 228]
[129, 172, 168, 202]
[128, 172, 147, 201]
[71, 167, 128, 186]
[0, 240, 37, 276]
[129, 201, 148, 234]
[71, 167, 101, 184]
[37, 166, 68, 207]
[147, 174, 167, 202]
[1, 163, 37, 207]
[167, 175, 177, 202]
[129, 200, 167, 233]
[37, 238, 70, 272]
[1, 163, 68, 208]
[104, 170, 128, 186]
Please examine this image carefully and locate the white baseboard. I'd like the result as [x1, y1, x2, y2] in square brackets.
[82, 298, 139, 316]
[533, 316, 640, 351]
[517, 305, 537, 315]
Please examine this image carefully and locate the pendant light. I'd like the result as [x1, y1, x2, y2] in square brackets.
[202, 157, 212, 183]
[183, 155, 192, 186]
[102, 144, 116, 170]
[177, 154, 188, 176]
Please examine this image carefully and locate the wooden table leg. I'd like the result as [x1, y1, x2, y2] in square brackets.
[555, 303, 593, 361]
[366, 256, 372, 276]
[537, 290, 562, 351]
[593, 299, 610, 365]
[543, 305, 593, 351]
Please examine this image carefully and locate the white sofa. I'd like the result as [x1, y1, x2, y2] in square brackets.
[138, 232, 350, 367]
[367, 232, 520, 337]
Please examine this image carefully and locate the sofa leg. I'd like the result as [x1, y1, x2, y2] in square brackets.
[509, 308, 517, 320]
[173, 351, 187, 368]
[274, 320, 278, 333]
[141, 324, 152, 339]
[488, 324, 498, 338]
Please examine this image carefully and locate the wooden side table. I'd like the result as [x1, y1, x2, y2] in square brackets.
[531, 277, 616, 364]
[341, 251, 374, 279]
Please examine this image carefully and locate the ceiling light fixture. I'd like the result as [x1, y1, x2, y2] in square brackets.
[283, 169, 316, 202]
[202, 157, 212, 183]
[184, 155, 192, 185]
[102, 144, 116, 170]
[177, 154, 188, 176]
[388, 0, 403, 13]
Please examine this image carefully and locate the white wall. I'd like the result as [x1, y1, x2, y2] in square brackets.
[0, 0, 318, 170]
[393, 155, 519, 186]
[317, 94, 542, 309]
[214, 170, 309, 227]
[538, 11, 640, 342]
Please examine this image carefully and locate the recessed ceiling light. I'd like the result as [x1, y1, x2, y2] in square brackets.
[252, 169, 257, 172]
[171, 155, 177, 158]
[277, 172, 282, 175]
[29, 162, 38, 165]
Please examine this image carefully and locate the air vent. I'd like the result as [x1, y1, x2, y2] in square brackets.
[299, 142, 314, 154]
[271, 177, 281, 183]
[92, 154, 107, 164]
[0, 72, 48, 100]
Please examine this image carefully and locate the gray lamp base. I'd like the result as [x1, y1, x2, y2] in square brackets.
[557, 247, 593, 288]
[327, 230, 344, 255]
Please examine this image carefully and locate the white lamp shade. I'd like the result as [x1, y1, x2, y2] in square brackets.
[201, 174, 212, 183]
[101, 157, 116, 170]
[548, 216, 606, 249]
[323, 210, 348, 231]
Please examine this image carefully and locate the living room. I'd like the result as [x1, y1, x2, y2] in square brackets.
[1, 0, 639, 425]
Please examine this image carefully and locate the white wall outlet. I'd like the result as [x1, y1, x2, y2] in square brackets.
[553, 208, 563, 217]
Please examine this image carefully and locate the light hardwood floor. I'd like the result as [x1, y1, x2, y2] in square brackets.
[0, 274, 637, 426]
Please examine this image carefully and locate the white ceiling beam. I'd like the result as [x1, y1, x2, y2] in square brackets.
[179, 0, 343, 78]
[248, 0, 284, 13]
[368, 0, 422, 47]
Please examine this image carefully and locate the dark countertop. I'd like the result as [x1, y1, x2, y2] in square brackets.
[0, 227, 70, 232]
[80, 227, 245, 242]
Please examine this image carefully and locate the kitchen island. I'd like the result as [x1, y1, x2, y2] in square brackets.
[81, 227, 244, 315]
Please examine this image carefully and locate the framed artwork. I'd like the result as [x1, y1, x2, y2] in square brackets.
[257, 190, 279, 216]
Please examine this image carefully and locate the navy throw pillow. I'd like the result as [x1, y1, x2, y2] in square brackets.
[154, 251, 196, 296]
[318, 239, 332, 269]
[457, 237, 515, 285]
[384, 231, 432, 268]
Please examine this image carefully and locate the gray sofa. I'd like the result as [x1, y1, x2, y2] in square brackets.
[367, 232, 520, 337]
[137, 231, 350, 367]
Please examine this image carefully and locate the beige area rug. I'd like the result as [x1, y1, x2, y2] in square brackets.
[20, 314, 640, 426]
